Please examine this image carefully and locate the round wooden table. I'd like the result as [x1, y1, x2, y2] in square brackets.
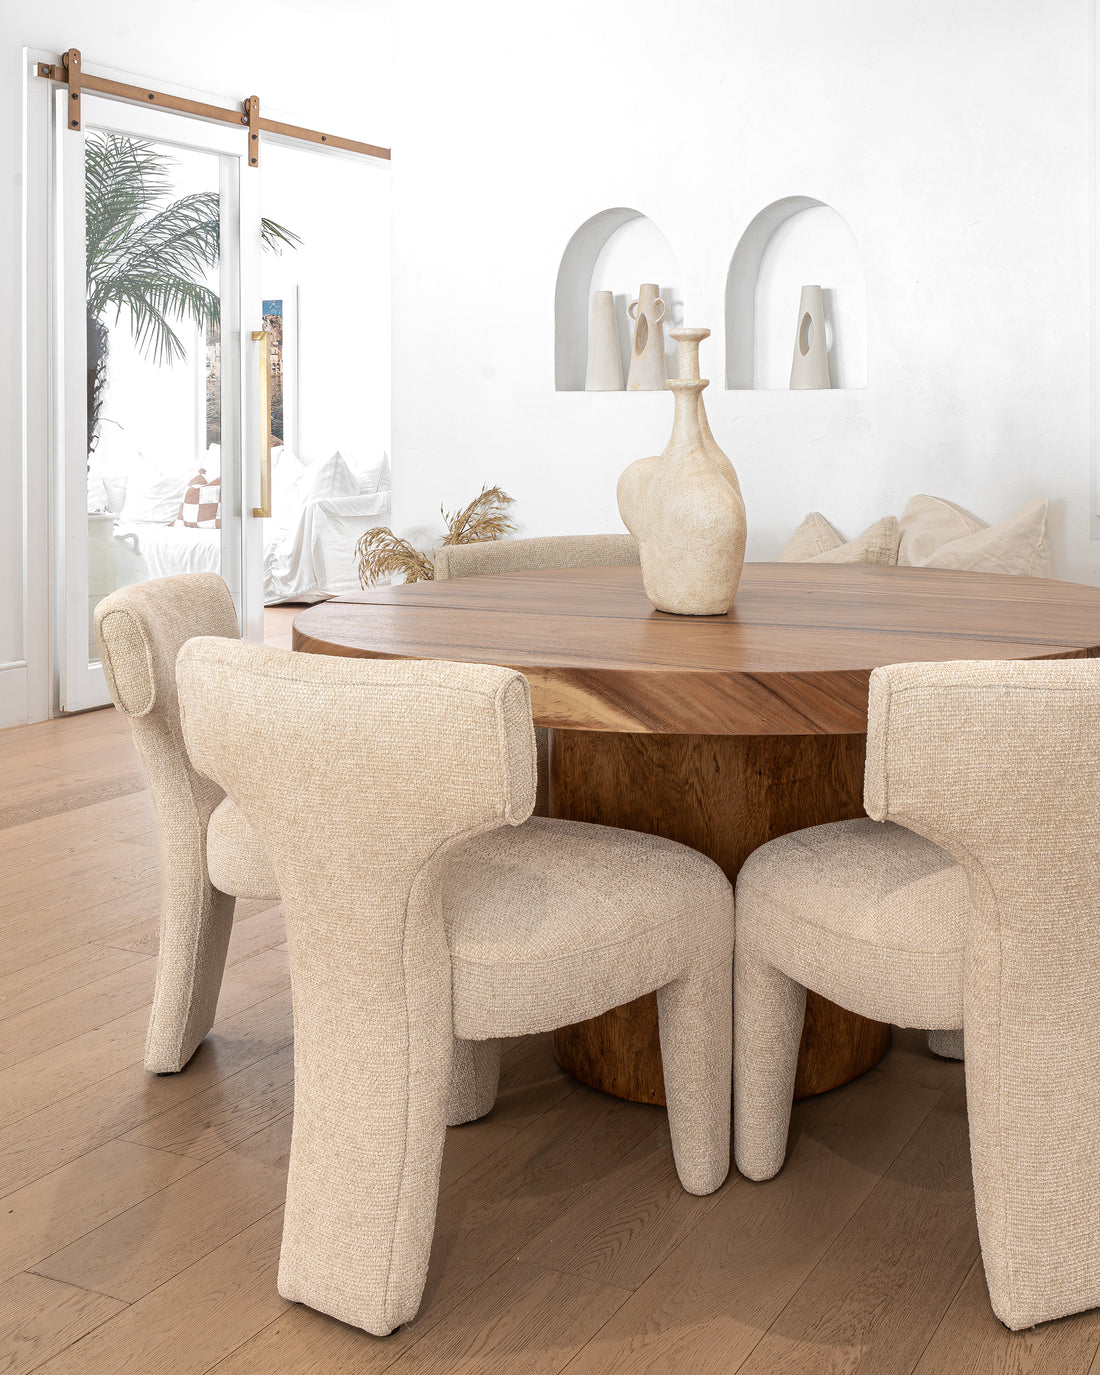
[294, 561, 1100, 1104]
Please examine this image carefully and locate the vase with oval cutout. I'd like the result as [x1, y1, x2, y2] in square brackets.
[617, 326, 747, 614]
[790, 284, 831, 389]
[626, 283, 668, 391]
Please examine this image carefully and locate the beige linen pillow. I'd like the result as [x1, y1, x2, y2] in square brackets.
[780, 513, 900, 566]
[898, 495, 1051, 577]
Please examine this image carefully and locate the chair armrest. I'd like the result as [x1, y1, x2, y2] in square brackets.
[865, 657, 1100, 918]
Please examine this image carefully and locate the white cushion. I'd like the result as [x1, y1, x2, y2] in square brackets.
[335, 449, 388, 496]
[300, 451, 360, 501]
[118, 464, 191, 525]
[898, 495, 1051, 577]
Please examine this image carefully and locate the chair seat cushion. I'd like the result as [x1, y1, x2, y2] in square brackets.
[736, 818, 970, 1026]
[207, 798, 279, 901]
[444, 816, 733, 1038]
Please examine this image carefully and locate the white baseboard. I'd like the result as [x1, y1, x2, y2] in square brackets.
[0, 662, 30, 729]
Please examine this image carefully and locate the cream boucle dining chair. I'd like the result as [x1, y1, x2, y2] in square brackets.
[434, 533, 639, 817]
[175, 635, 734, 1336]
[733, 658, 1100, 1331]
[92, 574, 522, 1127]
[93, 574, 279, 1074]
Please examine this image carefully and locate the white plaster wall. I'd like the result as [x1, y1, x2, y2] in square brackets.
[2, 0, 391, 723]
[391, 0, 1095, 581]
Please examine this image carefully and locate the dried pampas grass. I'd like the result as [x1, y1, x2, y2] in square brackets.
[357, 484, 517, 587]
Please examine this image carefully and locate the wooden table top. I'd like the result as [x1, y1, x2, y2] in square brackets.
[293, 562, 1100, 735]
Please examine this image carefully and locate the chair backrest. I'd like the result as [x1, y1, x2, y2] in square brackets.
[864, 656, 1100, 1323]
[433, 532, 638, 580]
[176, 637, 536, 926]
[93, 573, 241, 866]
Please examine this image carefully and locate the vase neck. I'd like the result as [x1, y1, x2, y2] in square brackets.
[666, 379, 708, 445]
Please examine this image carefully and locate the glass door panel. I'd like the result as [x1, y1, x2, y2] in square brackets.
[56, 92, 263, 711]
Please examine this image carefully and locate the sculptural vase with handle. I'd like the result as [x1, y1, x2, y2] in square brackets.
[626, 283, 668, 390]
[617, 326, 747, 615]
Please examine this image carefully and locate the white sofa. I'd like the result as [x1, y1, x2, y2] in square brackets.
[88, 441, 389, 603]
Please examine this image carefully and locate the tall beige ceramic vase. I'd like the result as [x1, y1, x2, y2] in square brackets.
[585, 290, 625, 391]
[617, 327, 747, 615]
[626, 283, 668, 391]
[789, 284, 831, 389]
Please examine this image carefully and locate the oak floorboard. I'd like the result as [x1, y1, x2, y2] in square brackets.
[0, 840, 160, 925]
[0, 943, 149, 1024]
[0, 928, 287, 1130]
[560, 1072, 942, 1375]
[0, 1140, 201, 1282]
[120, 1042, 295, 1162]
[733, 1084, 977, 1375]
[516, 1119, 728, 1290]
[914, 1258, 1100, 1375]
[0, 1272, 125, 1375]
[0, 977, 292, 1197]
[0, 959, 159, 1074]
[0, 790, 154, 863]
[33, 1114, 294, 1302]
[381, 1261, 632, 1375]
[28, 1209, 290, 1375]
[1, 885, 163, 977]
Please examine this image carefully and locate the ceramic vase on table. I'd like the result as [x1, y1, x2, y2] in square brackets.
[789, 284, 831, 389]
[585, 290, 625, 391]
[617, 326, 747, 615]
[626, 283, 668, 391]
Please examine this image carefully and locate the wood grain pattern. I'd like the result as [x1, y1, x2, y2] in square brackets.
[293, 563, 1100, 735]
[548, 729, 890, 1102]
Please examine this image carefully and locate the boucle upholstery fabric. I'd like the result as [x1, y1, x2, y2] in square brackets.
[176, 637, 733, 1335]
[433, 532, 639, 580]
[736, 657, 1100, 1331]
[433, 533, 639, 817]
[897, 494, 1051, 577]
[736, 818, 967, 1029]
[446, 817, 733, 1035]
[94, 574, 245, 1073]
[779, 513, 900, 565]
[95, 574, 498, 1128]
[207, 799, 278, 900]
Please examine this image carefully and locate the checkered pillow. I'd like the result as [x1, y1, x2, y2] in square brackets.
[176, 469, 221, 529]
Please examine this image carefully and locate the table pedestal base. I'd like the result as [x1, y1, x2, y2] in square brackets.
[548, 729, 891, 1103]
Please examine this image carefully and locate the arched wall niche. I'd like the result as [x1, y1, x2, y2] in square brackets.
[725, 196, 867, 390]
[555, 208, 683, 391]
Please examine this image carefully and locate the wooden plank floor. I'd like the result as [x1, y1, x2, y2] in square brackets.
[3, 616, 1099, 1373]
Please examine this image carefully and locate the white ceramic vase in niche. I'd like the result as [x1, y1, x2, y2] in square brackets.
[790, 284, 831, 389]
[617, 326, 747, 615]
[626, 283, 668, 391]
[584, 290, 625, 391]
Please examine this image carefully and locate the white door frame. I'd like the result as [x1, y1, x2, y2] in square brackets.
[52, 89, 265, 711]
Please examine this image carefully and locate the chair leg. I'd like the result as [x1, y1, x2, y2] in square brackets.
[928, 1029, 964, 1060]
[733, 941, 806, 1182]
[144, 875, 236, 1074]
[447, 1038, 502, 1125]
[657, 962, 732, 1195]
[278, 986, 453, 1335]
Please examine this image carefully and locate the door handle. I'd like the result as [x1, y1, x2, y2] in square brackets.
[251, 330, 271, 518]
